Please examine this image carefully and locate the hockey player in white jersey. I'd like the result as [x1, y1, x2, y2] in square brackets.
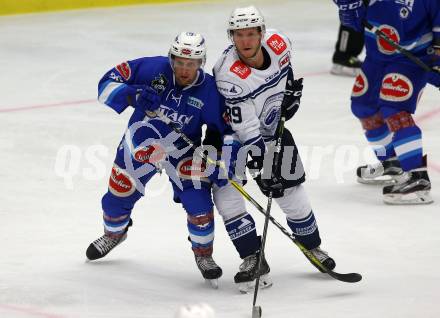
[212, 6, 336, 292]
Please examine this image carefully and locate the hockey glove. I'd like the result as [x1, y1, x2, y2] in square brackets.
[333, 0, 366, 33]
[247, 157, 284, 198]
[284, 78, 303, 121]
[206, 164, 229, 187]
[136, 86, 161, 116]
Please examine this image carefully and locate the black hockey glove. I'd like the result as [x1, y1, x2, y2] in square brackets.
[247, 157, 284, 198]
[284, 78, 303, 121]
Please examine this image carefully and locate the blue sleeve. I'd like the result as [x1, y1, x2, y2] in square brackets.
[427, 0, 440, 44]
[201, 80, 232, 136]
[97, 56, 168, 114]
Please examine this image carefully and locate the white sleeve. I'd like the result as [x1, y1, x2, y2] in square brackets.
[225, 98, 261, 145]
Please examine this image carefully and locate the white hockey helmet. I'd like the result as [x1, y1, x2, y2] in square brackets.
[169, 32, 206, 68]
[227, 6, 266, 38]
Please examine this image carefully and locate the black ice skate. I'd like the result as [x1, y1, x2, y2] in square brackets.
[86, 219, 132, 261]
[330, 56, 362, 77]
[194, 255, 223, 289]
[234, 252, 272, 294]
[383, 167, 433, 205]
[357, 157, 403, 185]
[304, 246, 336, 273]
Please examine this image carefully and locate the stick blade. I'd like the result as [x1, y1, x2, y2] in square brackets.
[252, 306, 262, 318]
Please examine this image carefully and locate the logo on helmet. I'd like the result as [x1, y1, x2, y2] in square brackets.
[380, 73, 413, 102]
[181, 48, 192, 55]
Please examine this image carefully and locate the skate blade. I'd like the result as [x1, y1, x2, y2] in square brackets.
[357, 176, 397, 185]
[237, 274, 273, 294]
[205, 279, 219, 289]
[383, 191, 434, 205]
[330, 64, 359, 77]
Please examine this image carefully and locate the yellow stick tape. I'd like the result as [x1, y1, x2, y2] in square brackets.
[0, 0, 198, 16]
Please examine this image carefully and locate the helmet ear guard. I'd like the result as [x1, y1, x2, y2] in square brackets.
[169, 32, 207, 69]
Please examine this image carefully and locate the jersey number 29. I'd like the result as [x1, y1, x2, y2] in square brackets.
[226, 106, 243, 124]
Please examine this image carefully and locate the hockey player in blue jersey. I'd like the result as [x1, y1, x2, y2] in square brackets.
[85, 32, 232, 285]
[334, 0, 440, 204]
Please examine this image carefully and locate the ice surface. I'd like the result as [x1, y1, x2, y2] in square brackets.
[1, 0, 439, 317]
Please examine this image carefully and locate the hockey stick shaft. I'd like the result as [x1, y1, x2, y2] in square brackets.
[363, 20, 438, 73]
[252, 114, 286, 311]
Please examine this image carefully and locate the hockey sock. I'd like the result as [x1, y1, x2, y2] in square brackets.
[103, 212, 131, 238]
[224, 212, 260, 259]
[187, 211, 215, 256]
[287, 210, 321, 250]
[359, 112, 396, 161]
[385, 112, 423, 171]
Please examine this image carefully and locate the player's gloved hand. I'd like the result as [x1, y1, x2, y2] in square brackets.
[206, 163, 229, 187]
[247, 157, 284, 198]
[283, 77, 303, 121]
[333, 0, 366, 33]
[136, 86, 161, 116]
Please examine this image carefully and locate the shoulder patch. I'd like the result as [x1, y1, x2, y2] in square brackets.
[230, 60, 251, 79]
[115, 62, 131, 81]
[266, 34, 287, 55]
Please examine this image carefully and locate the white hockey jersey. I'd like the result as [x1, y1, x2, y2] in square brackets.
[213, 29, 293, 145]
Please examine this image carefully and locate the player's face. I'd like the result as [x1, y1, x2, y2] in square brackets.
[232, 28, 262, 59]
[172, 57, 201, 86]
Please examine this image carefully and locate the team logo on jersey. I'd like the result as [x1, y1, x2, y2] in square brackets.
[151, 74, 168, 94]
[115, 62, 131, 81]
[216, 80, 243, 97]
[187, 96, 204, 109]
[352, 70, 369, 97]
[230, 60, 251, 79]
[279, 52, 291, 68]
[377, 25, 400, 55]
[267, 34, 287, 55]
[133, 144, 166, 164]
[380, 73, 413, 102]
[108, 164, 136, 197]
[396, 0, 414, 19]
[177, 157, 209, 182]
[264, 107, 280, 126]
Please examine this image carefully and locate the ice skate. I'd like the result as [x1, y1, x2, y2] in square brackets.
[86, 219, 132, 261]
[234, 252, 272, 294]
[357, 157, 403, 185]
[194, 255, 223, 289]
[383, 168, 433, 205]
[330, 56, 362, 77]
[304, 246, 336, 273]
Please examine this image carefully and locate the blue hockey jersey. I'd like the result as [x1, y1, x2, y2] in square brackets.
[364, 0, 440, 61]
[98, 56, 230, 147]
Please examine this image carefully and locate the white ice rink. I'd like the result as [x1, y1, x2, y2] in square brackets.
[1, 0, 439, 317]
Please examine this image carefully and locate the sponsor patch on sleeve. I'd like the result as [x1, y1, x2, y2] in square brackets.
[115, 62, 132, 81]
[230, 60, 251, 79]
[266, 34, 287, 55]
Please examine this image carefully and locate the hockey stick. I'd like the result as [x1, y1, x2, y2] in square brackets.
[155, 111, 361, 283]
[252, 101, 287, 318]
[364, 21, 440, 74]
